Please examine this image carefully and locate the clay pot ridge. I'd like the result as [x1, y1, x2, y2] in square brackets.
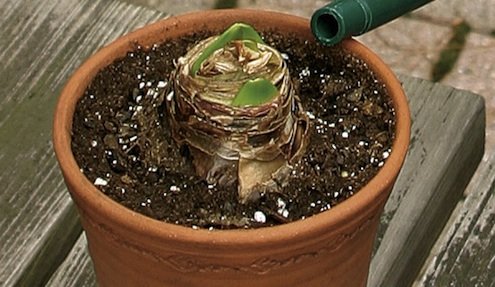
[53, 9, 410, 287]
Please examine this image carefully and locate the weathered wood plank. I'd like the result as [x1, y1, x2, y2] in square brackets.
[368, 76, 485, 287]
[46, 234, 97, 287]
[0, 0, 165, 286]
[46, 76, 485, 286]
[413, 153, 495, 287]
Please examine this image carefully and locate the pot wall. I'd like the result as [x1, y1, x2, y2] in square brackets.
[53, 9, 410, 287]
[73, 188, 387, 287]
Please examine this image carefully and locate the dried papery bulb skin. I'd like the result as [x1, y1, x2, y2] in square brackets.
[167, 23, 309, 202]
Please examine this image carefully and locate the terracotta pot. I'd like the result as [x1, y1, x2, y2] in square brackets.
[53, 9, 410, 287]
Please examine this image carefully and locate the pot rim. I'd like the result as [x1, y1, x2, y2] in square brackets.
[53, 9, 410, 248]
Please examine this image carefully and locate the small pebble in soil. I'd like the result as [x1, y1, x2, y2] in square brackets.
[71, 31, 395, 229]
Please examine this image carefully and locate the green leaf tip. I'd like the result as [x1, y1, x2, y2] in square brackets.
[231, 78, 278, 107]
[191, 23, 264, 75]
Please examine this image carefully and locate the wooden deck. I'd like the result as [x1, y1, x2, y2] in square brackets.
[0, 0, 492, 286]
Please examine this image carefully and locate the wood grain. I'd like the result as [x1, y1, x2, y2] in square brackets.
[413, 153, 495, 287]
[368, 76, 485, 287]
[0, 0, 164, 286]
[46, 234, 97, 287]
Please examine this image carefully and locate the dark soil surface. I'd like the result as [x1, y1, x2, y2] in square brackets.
[71, 31, 395, 229]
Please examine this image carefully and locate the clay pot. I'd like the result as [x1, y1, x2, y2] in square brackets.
[53, 9, 410, 287]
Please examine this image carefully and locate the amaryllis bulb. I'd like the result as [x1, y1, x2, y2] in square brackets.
[166, 23, 309, 202]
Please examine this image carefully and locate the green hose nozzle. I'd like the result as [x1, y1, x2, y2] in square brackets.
[311, 0, 434, 46]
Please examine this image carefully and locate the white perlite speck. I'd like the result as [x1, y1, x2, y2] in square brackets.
[383, 151, 390, 159]
[157, 81, 167, 88]
[94, 177, 108, 186]
[166, 91, 174, 102]
[254, 211, 267, 223]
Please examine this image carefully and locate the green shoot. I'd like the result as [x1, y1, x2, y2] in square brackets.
[191, 23, 264, 75]
[231, 78, 278, 107]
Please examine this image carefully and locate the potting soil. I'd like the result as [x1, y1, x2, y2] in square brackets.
[71, 31, 395, 229]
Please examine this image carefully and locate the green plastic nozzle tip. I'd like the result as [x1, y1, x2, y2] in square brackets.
[311, 0, 369, 46]
[311, 0, 434, 46]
